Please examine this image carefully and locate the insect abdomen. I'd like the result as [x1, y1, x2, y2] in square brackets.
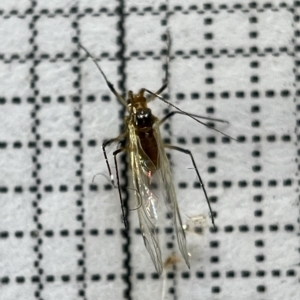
[138, 129, 159, 171]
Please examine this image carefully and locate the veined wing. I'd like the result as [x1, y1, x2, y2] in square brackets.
[128, 122, 163, 274]
[153, 121, 190, 268]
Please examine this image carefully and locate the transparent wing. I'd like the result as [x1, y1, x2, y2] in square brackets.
[128, 123, 163, 274]
[153, 122, 190, 268]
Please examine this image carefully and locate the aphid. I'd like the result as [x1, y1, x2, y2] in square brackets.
[79, 37, 234, 275]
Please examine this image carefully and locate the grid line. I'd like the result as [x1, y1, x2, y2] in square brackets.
[0, 2, 299, 19]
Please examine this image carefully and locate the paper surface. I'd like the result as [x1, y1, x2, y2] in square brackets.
[0, 1, 299, 299]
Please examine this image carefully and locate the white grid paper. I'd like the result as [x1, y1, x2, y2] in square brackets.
[0, 1, 299, 300]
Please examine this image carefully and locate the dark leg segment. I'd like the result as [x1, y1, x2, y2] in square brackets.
[164, 144, 216, 228]
[146, 31, 171, 103]
[102, 133, 126, 187]
[113, 148, 128, 229]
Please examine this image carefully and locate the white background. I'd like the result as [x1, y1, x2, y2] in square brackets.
[0, 1, 299, 300]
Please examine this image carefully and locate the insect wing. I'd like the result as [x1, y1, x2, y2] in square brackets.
[153, 122, 190, 268]
[128, 123, 163, 274]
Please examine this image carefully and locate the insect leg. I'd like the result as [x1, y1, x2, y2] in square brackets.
[145, 88, 236, 141]
[146, 31, 171, 103]
[159, 111, 229, 126]
[145, 80, 168, 103]
[102, 133, 127, 187]
[164, 144, 216, 228]
[113, 148, 128, 228]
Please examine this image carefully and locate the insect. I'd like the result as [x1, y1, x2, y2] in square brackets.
[79, 37, 234, 275]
